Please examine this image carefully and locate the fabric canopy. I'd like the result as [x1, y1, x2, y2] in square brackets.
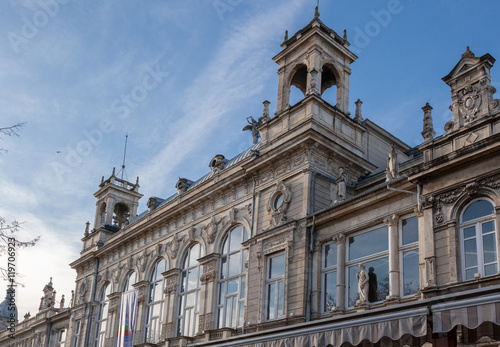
[432, 293, 500, 333]
[202, 308, 428, 347]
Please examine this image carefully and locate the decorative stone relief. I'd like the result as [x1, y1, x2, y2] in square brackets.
[458, 85, 481, 125]
[266, 181, 292, 229]
[111, 262, 125, 285]
[383, 214, 399, 226]
[166, 233, 185, 259]
[165, 277, 178, 294]
[332, 233, 345, 244]
[263, 236, 288, 255]
[203, 215, 225, 244]
[200, 264, 217, 284]
[421, 103, 436, 141]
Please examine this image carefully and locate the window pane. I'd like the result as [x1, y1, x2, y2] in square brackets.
[227, 279, 238, 294]
[218, 307, 224, 328]
[464, 226, 476, 239]
[463, 200, 494, 222]
[403, 249, 419, 296]
[277, 280, 284, 317]
[225, 297, 233, 327]
[180, 271, 187, 292]
[187, 268, 198, 291]
[153, 281, 163, 302]
[482, 221, 495, 234]
[464, 239, 478, 268]
[324, 271, 336, 312]
[238, 302, 245, 326]
[465, 267, 477, 280]
[242, 249, 248, 273]
[186, 293, 195, 308]
[485, 263, 498, 277]
[402, 216, 418, 245]
[348, 226, 388, 260]
[218, 283, 225, 305]
[222, 237, 229, 254]
[229, 226, 242, 252]
[269, 254, 285, 279]
[231, 296, 238, 328]
[348, 257, 389, 306]
[324, 243, 337, 268]
[228, 252, 241, 277]
[220, 256, 227, 280]
[243, 228, 248, 242]
[240, 277, 246, 299]
[267, 283, 275, 320]
[483, 233, 497, 264]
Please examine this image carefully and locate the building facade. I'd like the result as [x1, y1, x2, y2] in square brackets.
[2, 10, 500, 347]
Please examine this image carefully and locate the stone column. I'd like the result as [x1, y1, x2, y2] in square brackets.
[334, 233, 346, 312]
[163, 269, 181, 339]
[384, 214, 400, 301]
[107, 292, 122, 347]
[420, 202, 436, 288]
[198, 253, 220, 334]
[131, 280, 149, 345]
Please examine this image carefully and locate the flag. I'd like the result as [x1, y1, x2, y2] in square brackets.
[116, 289, 138, 347]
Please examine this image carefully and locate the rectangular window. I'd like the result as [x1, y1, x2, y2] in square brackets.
[321, 242, 337, 313]
[58, 329, 66, 347]
[266, 253, 285, 321]
[400, 215, 419, 296]
[346, 226, 389, 307]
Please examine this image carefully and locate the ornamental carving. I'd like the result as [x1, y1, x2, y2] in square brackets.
[479, 175, 500, 188]
[458, 86, 481, 125]
[203, 215, 225, 244]
[111, 262, 125, 285]
[167, 233, 185, 259]
[137, 249, 151, 272]
[266, 181, 292, 229]
[332, 233, 345, 244]
[263, 236, 289, 255]
[383, 214, 399, 226]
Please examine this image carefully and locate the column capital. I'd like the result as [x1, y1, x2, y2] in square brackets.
[383, 214, 399, 227]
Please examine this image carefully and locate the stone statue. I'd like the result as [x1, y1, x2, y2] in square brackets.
[368, 267, 378, 302]
[356, 263, 369, 304]
[242, 116, 262, 144]
[59, 295, 65, 309]
[337, 168, 347, 202]
[70, 290, 75, 308]
[386, 143, 399, 181]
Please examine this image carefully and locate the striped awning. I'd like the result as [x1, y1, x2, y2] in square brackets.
[194, 308, 428, 347]
[432, 293, 500, 333]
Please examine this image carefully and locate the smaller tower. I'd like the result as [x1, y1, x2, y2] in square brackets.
[93, 168, 143, 232]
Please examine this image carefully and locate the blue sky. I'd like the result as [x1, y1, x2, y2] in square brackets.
[1, 0, 499, 317]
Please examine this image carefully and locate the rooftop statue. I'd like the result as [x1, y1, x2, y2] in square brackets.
[242, 116, 262, 144]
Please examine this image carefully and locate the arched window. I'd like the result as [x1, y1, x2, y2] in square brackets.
[144, 259, 167, 343]
[123, 272, 137, 292]
[217, 225, 248, 329]
[461, 199, 498, 281]
[177, 243, 203, 337]
[94, 283, 111, 347]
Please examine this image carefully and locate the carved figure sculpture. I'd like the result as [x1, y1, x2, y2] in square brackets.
[386, 143, 399, 181]
[368, 267, 378, 302]
[337, 168, 347, 201]
[356, 263, 369, 304]
[242, 116, 262, 144]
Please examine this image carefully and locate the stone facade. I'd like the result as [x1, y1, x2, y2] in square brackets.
[3, 11, 500, 347]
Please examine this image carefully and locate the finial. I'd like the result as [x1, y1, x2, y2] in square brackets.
[314, 5, 320, 18]
[101, 176, 104, 184]
[354, 99, 363, 123]
[421, 102, 436, 142]
[462, 46, 475, 58]
[84, 221, 90, 237]
[260, 100, 271, 123]
[112, 167, 116, 176]
[343, 29, 347, 41]
[284, 30, 288, 41]
[136, 176, 139, 186]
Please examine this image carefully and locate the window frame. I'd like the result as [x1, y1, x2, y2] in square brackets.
[321, 241, 337, 314]
[94, 283, 111, 347]
[72, 320, 81, 347]
[217, 225, 248, 329]
[345, 224, 389, 308]
[177, 243, 203, 337]
[460, 199, 498, 281]
[265, 252, 286, 321]
[399, 214, 420, 297]
[144, 259, 167, 343]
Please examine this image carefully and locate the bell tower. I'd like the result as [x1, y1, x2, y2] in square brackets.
[93, 167, 143, 232]
[273, 7, 357, 115]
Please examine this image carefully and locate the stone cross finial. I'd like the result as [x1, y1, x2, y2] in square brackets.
[343, 29, 347, 41]
[354, 99, 363, 123]
[284, 30, 288, 42]
[421, 102, 436, 142]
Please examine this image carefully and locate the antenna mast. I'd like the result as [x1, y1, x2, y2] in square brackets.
[119, 134, 128, 181]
